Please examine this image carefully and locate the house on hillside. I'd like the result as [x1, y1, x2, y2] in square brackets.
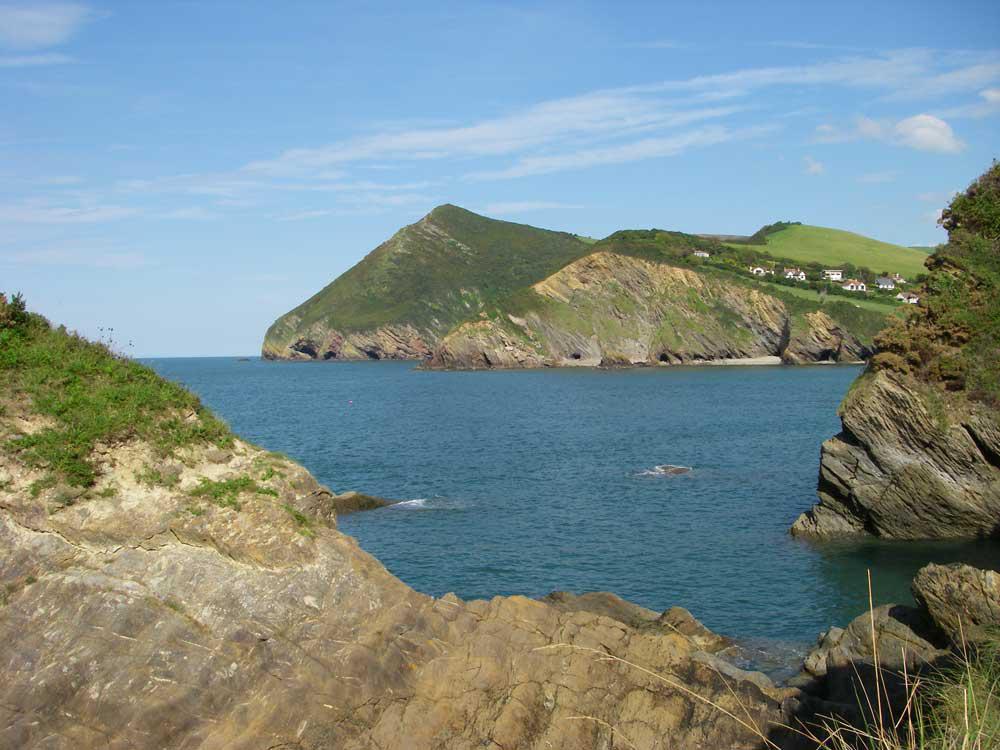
[896, 292, 919, 304]
[876, 276, 896, 290]
[748, 265, 773, 276]
[783, 267, 807, 281]
[842, 279, 867, 292]
[693, 250, 711, 258]
[892, 273, 908, 284]
[823, 269, 844, 281]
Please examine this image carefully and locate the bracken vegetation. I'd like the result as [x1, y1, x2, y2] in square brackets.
[872, 161, 1000, 404]
[0, 296, 232, 489]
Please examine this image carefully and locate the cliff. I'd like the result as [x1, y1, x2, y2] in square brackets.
[1, 300, 798, 749]
[261, 205, 591, 360]
[427, 252, 874, 369]
[792, 163, 1000, 539]
[263, 206, 890, 366]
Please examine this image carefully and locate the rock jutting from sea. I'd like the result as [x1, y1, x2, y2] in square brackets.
[791, 163, 1000, 540]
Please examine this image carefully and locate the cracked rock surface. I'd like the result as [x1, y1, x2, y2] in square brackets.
[1, 429, 797, 749]
[791, 369, 1000, 539]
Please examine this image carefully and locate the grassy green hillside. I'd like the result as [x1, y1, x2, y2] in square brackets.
[732, 224, 928, 278]
[264, 204, 592, 352]
[263, 207, 904, 360]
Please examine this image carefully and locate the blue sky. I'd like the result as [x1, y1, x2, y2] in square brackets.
[1, 1, 998, 356]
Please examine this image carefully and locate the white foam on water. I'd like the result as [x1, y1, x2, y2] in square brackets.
[636, 464, 693, 477]
[391, 498, 428, 509]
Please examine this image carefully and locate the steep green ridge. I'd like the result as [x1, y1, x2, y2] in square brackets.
[732, 223, 928, 279]
[263, 204, 592, 357]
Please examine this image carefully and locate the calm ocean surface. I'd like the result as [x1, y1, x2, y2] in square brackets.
[147, 358, 999, 647]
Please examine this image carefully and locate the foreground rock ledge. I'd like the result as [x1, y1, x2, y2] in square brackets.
[1, 437, 798, 750]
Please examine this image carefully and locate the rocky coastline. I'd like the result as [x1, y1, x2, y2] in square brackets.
[792, 164, 1000, 541]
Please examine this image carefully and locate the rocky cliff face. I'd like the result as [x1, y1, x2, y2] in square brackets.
[262, 319, 433, 361]
[792, 164, 1000, 540]
[427, 253, 872, 369]
[1, 421, 798, 748]
[791, 370, 1000, 538]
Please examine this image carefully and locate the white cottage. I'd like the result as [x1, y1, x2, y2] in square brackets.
[823, 269, 844, 282]
[842, 279, 867, 292]
[876, 277, 896, 290]
[693, 250, 711, 258]
[896, 292, 919, 304]
[784, 267, 806, 281]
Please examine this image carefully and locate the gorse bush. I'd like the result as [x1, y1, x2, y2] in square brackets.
[873, 162, 1000, 403]
[0, 295, 232, 488]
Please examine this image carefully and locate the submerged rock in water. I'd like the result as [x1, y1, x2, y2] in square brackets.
[653, 464, 692, 475]
[329, 490, 393, 514]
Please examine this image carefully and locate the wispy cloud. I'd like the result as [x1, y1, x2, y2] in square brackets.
[858, 170, 897, 183]
[0, 52, 73, 66]
[0, 202, 138, 224]
[0, 3, 92, 50]
[479, 201, 583, 215]
[803, 155, 825, 175]
[469, 125, 749, 180]
[628, 39, 688, 50]
[242, 97, 745, 178]
[157, 207, 218, 221]
[0, 247, 148, 269]
[763, 41, 862, 51]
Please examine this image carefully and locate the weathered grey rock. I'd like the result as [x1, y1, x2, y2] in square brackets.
[792, 370, 1000, 539]
[1, 435, 793, 749]
[912, 563, 1000, 645]
[781, 311, 870, 365]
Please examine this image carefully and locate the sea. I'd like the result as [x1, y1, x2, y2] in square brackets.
[146, 358, 1000, 654]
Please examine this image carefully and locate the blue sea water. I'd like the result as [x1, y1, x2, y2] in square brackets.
[146, 358, 999, 646]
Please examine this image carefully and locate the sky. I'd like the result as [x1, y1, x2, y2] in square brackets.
[1, 1, 998, 356]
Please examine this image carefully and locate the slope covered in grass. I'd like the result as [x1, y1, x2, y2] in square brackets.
[263, 204, 593, 355]
[747, 224, 929, 279]
[0, 293, 231, 490]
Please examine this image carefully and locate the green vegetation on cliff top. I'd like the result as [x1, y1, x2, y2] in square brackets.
[0, 295, 231, 489]
[872, 161, 1000, 404]
[728, 223, 929, 279]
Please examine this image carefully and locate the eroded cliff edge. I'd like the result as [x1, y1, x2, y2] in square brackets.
[1, 303, 798, 750]
[792, 163, 1000, 539]
[426, 252, 872, 369]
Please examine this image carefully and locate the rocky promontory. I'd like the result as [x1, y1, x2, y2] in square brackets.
[427, 252, 872, 369]
[792, 164, 1000, 539]
[262, 205, 886, 367]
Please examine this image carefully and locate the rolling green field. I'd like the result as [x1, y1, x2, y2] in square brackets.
[731, 224, 929, 279]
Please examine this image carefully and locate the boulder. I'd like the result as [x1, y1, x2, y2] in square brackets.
[912, 563, 1000, 646]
